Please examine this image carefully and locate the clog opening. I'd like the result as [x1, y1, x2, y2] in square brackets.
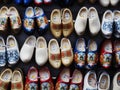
[76, 39, 85, 51]
[88, 73, 96, 87]
[99, 75, 108, 89]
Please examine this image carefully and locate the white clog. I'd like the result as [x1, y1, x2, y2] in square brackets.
[20, 36, 36, 63]
[74, 7, 88, 36]
[35, 37, 48, 66]
[88, 7, 100, 36]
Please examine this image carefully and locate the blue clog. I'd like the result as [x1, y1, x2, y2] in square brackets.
[14, 0, 22, 4]
[34, 7, 49, 35]
[0, 37, 6, 67]
[87, 39, 98, 69]
[23, 7, 35, 34]
[24, 0, 32, 5]
[74, 38, 86, 68]
[6, 35, 19, 65]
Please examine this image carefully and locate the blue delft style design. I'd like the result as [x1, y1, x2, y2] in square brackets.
[114, 20, 120, 38]
[36, 14, 49, 34]
[41, 82, 50, 90]
[29, 83, 38, 90]
[103, 21, 113, 32]
[14, 0, 21, 4]
[74, 38, 86, 68]
[69, 84, 79, 90]
[59, 83, 68, 90]
[7, 50, 19, 65]
[0, 52, 6, 67]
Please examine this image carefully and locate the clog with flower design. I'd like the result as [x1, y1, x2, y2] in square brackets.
[25, 66, 38, 90]
[69, 69, 83, 90]
[9, 7, 21, 34]
[11, 68, 24, 90]
[61, 38, 73, 67]
[0, 68, 12, 90]
[74, 38, 86, 68]
[87, 39, 98, 69]
[0, 37, 6, 67]
[6, 35, 19, 66]
[55, 68, 70, 90]
[23, 7, 35, 34]
[114, 40, 120, 66]
[48, 39, 61, 69]
[0, 6, 8, 32]
[34, 7, 49, 34]
[39, 67, 54, 90]
[100, 40, 113, 69]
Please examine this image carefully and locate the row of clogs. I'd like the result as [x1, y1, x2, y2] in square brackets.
[0, 67, 120, 90]
[0, 35, 120, 69]
[0, 6, 120, 39]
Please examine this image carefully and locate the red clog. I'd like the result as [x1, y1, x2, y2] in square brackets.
[114, 40, 120, 66]
[44, 0, 52, 5]
[100, 40, 113, 69]
[69, 69, 83, 90]
[25, 66, 38, 90]
[39, 67, 54, 90]
[55, 68, 70, 90]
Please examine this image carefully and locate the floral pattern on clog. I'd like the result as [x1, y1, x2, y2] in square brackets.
[0, 79, 9, 90]
[11, 82, 23, 89]
[10, 16, 21, 29]
[69, 84, 79, 90]
[36, 15, 48, 30]
[41, 82, 54, 90]
[100, 53, 112, 67]
[25, 83, 38, 90]
[56, 83, 68, 90]
[61, 49, 72, 58]
[74, 52, 85, 67]
[24, 18, 34, 31]
[7, 50, 19, 64]
[0, 52, 6, 66]
[50, 53, 61, 60]
[0, 17, 7, 30]
[87, 52, 98, 67]
[102, 21, 113, 32]
[116, 51, 120, 65]
[115, 20, 120, 33]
